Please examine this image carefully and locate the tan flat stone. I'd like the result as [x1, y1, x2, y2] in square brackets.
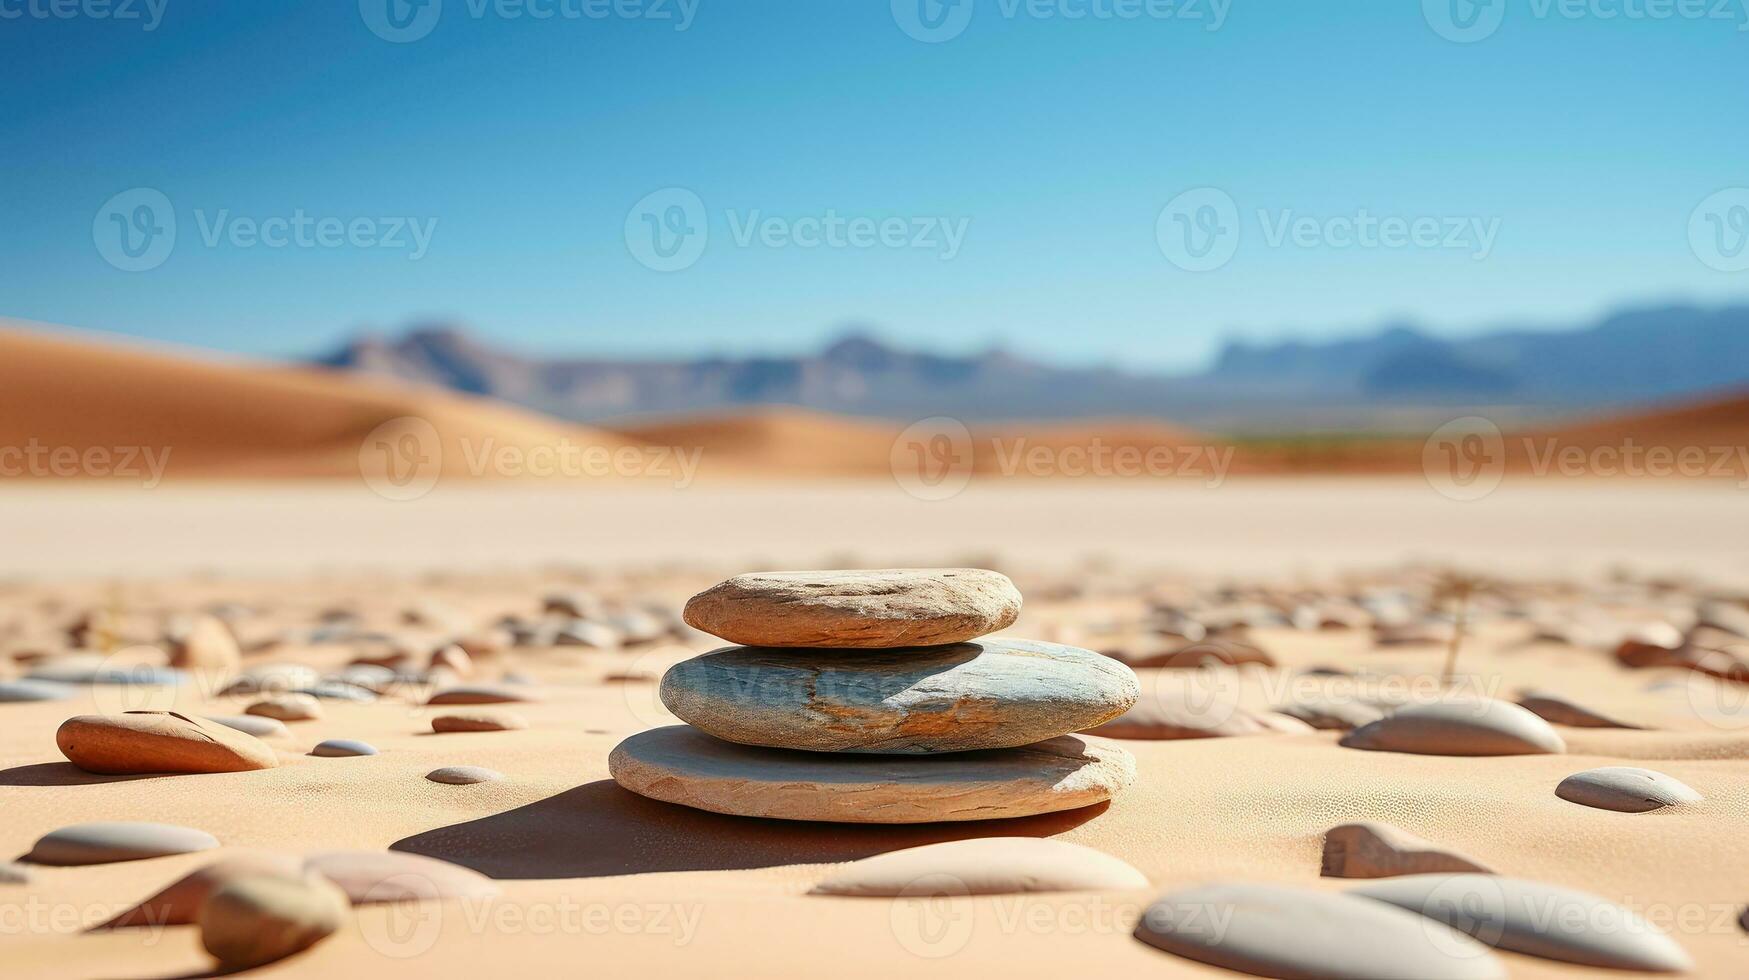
[104, 851, 304, 927]
[811, 838, 1147, 896]
[609, 726, 1134, 823]
[1322, 822, 1495, 878]
[169, 614, 240, 672]
[303, 850, 501, 904]
[200, 873, 349, 971]
[57, 711, 278, 774]
[431, 711, 527, 733]
[1341, 699, 1565, 756]
[682, 568, 1021, 648]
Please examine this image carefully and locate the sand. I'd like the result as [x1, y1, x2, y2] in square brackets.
[2, 563, 1748, 978]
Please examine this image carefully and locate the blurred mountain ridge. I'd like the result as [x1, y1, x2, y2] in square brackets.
[317, 302, 1749, 431]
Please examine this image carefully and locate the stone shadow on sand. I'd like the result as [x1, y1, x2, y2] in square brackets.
[390, 779, 1108, 879]
[0, 762, 156, 786]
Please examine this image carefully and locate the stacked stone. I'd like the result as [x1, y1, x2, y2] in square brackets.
[608, 569, 1140, 823]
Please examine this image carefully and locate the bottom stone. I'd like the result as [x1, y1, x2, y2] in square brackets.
[608, 725, 1134, 823]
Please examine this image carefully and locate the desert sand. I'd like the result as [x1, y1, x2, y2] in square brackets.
[2, 560, 1749, 978]
[4, 322, 1749, 977]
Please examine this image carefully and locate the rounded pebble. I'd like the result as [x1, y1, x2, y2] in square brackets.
[310, 739, 377, 757]
[426, 765, 504, 784]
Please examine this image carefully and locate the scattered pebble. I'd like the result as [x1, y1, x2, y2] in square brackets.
[167, 614, 241, 672]
[1555, 766, 1702, 813]
[105, 851, 304, 927]
[247, 694, 324, 722]
[207, 714, 291, 738]
[1696, 600, 1749, 638]
[219, 664, 322, 697]
[295, 681, 377, 702]
[1350, 873, 1693, 972]
[303, 850, 501, 904]
[1122, 636, 1273, 669]
[429, 644, 473, 676]
[427, 684, 539, 705]
[810, 838, 1147, 896]
[57, 711, 279, 774]
[26, 664, 182, 686]
[199, 873, 349, 971]
[27, 821, 219, 865]
[1340, 699, 1566, 756]
[1322, 822, 1494, 878]
[1136, 881, 1503, 979]
[1517, 691, 1644, 729]
[554, 621, 620, 649]
[310, 738, 377, 757]
[431, 711, 526, 733]
[0, 679, 74, 703]
[1275, 695, 1385, 731]
[426, 765, 504, 784]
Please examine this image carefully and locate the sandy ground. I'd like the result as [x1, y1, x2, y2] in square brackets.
[4, 612, 1749, 979]
[2, 480, 1748, 585]
[3, 484, 1749, 978]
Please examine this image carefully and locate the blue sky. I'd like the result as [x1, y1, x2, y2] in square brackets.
[3, 0, 1747, 370]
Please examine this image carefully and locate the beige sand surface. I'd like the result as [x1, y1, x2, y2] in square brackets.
[3, 569, 1749, 979]
[1, 480, 1746, 585]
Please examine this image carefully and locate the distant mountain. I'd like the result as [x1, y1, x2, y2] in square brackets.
[316, 303, 1749, 430]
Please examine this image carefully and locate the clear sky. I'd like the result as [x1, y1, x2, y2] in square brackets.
[3, 0, 1747, 370]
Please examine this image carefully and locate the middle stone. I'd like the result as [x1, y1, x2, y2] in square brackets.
[659, 638, 1139, 754]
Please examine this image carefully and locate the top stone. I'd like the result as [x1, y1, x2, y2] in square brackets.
[683, 569, 1021, 648]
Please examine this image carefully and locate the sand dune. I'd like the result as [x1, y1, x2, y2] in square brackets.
[6, 323, 1746, 483]
[613, 409, 903, 477]
[1530, 389, 1749, 450]
[0, 324, 633, 482]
